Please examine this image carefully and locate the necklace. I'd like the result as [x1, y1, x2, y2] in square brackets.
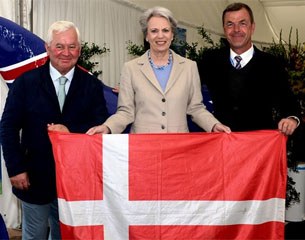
[148, 50, 172, 70]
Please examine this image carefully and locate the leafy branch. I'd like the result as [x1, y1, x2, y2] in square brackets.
[78, 42, 110, 77]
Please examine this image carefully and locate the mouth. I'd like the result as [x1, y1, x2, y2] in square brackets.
[231, 33, 244, 39]
[60, 59, 71, 63]
[230, 35, 245, 43]
[156, 41, 167, 45]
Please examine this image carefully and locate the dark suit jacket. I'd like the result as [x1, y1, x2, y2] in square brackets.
[199, 46, 299, 131]
[0, 62, 109, 204]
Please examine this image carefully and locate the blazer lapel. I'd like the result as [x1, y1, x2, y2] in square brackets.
[138, 52, 164, 93]
[39, 64, 59, 105]
[63, 67, 83, 109]
[164, 51, 184, 94]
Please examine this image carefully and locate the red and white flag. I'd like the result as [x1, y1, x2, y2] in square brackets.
[49, 130, 287, 240]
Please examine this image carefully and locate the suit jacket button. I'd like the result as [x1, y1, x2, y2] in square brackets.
[161, 125, 165, 129]
[162, 112, 166, 116]
[162, 98, 166, 102]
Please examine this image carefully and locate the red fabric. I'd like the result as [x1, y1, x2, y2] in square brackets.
[52, 132, 103, 201]
[0, 56, 48, 80]
[129, 132, 286, 200]
[129, 222, 282, 240]
[49, 130, 287, 240]
[61, 223, 104, 240]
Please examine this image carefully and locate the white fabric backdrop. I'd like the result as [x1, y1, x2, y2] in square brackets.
[0, 0, 16, 21]
[0, 1, 22, 229]
[32, 0, 292, 88]
[0, 77, 21, 229]
[4, 0, 305, 90]
[32, 0, 144, 88]
[31, 0, 226, 88]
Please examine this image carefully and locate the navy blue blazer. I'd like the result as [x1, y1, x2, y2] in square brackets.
[199, 46, 300, 131]
[0, 62, 109, 204]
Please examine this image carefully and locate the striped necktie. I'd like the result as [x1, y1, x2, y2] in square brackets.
[234, 55, 242, 69]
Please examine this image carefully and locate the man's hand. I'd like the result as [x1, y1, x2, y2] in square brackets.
[10, 172, 30, 190]
[278, 118, 298, 135]
[47, 123, 70, 133]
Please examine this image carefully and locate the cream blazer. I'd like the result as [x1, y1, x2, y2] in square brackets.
[104, 50, 220, 133]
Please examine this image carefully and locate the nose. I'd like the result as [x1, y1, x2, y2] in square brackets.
[233, 24, 240, 32]
[61, 47, 70, 55]
[157, 31, 163, 38]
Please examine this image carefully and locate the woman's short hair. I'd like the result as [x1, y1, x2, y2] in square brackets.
[46, 20, 81, 46]
[139, 6, 178, 37]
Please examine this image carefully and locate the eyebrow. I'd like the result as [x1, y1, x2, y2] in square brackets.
[149, 27, 170, 30]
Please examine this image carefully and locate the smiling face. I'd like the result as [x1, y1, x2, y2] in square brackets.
[45, 28, 81, 75]
[146, 16, 174, 55]
[223, 8, 255, 54]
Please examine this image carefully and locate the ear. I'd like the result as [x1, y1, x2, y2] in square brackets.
[45, 43, 50, 54]
[251, 22, 256, 34]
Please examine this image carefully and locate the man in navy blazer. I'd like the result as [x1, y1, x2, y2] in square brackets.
[0, 21, 108, 239]
[199, 2, 300, 135]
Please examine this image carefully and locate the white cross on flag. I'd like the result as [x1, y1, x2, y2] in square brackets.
[49, 130, 287, 240]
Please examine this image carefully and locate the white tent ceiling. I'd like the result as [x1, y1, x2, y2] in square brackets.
[127, 0, 305, 45]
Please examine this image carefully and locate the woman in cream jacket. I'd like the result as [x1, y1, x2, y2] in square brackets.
[87, 6, 230, 135]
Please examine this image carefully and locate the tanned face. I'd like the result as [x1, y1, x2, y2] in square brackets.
[223, 8, 255, 54]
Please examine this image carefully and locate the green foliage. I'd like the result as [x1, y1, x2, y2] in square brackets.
[263, 28, 305, 209]
[78, 42, 110, 77]
[179, 26, 228, 62]
[126, 40, 146, 56]
[286, 175, 301, 209]
[263, 28, 305, 115]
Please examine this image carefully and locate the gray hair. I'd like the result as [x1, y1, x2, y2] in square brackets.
[139, 6, 178, 37]
[46, 20, 81, 46]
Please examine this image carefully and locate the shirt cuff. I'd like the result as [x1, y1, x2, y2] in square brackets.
[287, 116, 300, 127]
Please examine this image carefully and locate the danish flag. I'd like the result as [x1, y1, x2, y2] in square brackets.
[49, 130, 287, 240]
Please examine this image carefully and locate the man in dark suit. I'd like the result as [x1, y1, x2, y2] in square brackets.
[198, 2, 300, 135]
[0, 21, 109, 239]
